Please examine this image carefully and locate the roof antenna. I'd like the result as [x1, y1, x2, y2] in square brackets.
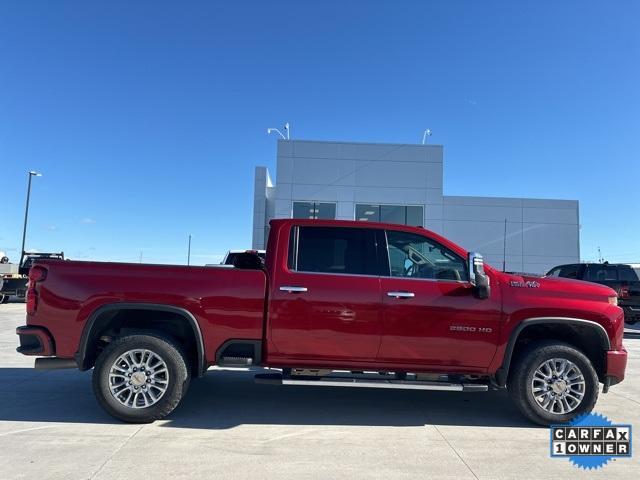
[598, 247, 603, 263]
[422, 129, 432, 145]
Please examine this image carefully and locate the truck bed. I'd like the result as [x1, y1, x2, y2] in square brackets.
[32, 260, 267, 365]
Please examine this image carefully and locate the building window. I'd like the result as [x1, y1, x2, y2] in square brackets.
[292, 202, 336, 220]
[355, 204, 423, 226]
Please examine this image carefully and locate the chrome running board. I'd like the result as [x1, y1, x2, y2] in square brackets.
[255, 373, 488, 392]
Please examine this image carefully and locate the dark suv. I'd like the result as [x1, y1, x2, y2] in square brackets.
[546, 263, 640, 324]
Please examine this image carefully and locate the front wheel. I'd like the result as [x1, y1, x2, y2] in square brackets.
[92, 333, 190, 423]
[508, 340, 599, 426]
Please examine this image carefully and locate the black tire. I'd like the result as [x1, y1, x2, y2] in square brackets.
[508, 340, 599, 426]
[92, 333, 190, 423]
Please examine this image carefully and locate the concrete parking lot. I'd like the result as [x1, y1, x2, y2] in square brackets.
[0, 302, 638, 479]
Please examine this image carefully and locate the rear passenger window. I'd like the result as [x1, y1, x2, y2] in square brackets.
[585, 265, 618, 282]
[292, 227, 378, 276]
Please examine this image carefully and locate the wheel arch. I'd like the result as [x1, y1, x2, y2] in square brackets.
[76, 303, 206, 377]
[495, 317, 610, 387]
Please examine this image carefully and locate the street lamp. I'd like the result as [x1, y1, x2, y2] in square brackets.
[422, 129, 432, 145]
[267, 122, 290, 140]
[20, 171, 42, 266]
[267, 128, 285, 140]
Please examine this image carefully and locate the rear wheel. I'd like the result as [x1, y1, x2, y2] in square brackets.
[92, 333, 190, 423]
[508, 340, 599, 426]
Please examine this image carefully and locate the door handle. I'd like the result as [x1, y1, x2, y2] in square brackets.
[279, 286, 308, 293]
[387, 291, 415, 299]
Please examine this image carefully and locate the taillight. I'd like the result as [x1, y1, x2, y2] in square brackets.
[617, 287, 630, 299]
[26, 288, 38, 315]
[29, 266, 47, 283]
[26, 266, 47, 315]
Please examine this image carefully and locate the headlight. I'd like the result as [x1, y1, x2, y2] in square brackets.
[608, 295, 618, 306]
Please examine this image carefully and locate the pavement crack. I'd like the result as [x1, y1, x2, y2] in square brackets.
[0, 425, 58, 437]
[89, 425, 144, 479]
[609, 390, 640, 406]
[412, 399, 480, 480]
[261, 428, 320, 443]
[432, 423, 480, 480]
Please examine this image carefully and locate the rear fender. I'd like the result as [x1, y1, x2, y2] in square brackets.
[75, 303, 206, 376]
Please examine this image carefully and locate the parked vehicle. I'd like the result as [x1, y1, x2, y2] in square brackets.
[1, 252, 65, 303]
[221, 249, 266, 266]
[546, 262, 640, 324]
[19, 251, 65, 275]
[0, 273, 23, 303]
[1, 253, 25, 303]
[17, 219, 626, 425]
[0, 251, 17, 304]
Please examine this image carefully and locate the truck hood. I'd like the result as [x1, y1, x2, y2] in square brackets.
[501, 272, 617, 299]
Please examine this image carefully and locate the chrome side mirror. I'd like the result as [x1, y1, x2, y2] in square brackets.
[468, 252, 490, 299]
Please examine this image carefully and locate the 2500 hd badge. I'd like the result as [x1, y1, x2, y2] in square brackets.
[450, 325, 493, 333]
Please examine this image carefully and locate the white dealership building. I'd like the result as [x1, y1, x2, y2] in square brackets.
[252, 139, 579, 274]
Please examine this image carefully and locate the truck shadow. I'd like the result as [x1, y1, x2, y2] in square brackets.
[0, 367, 536, 429]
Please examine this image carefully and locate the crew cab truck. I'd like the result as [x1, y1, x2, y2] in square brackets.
[16, 219, 627, 425]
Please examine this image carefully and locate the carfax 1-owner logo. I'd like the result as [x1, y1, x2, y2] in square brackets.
[550, 413, 632, 470]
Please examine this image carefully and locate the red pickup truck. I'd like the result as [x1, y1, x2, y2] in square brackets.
[16, 219, 627, 425]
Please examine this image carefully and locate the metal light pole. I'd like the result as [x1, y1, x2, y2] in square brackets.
[187, 234, 192, 266]
[20, 171, 42, 266]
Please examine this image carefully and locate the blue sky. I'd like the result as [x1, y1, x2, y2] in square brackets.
[1, 1, 638, 265]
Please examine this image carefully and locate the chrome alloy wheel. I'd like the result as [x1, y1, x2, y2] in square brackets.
[108, 349, 169, 409]
[531, 358, 586, 414]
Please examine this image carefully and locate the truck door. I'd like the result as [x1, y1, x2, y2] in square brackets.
[267, 225, 383, 364]
[377, 229, 502, 369]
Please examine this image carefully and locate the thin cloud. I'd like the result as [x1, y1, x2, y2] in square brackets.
[80, 218, 96, 224]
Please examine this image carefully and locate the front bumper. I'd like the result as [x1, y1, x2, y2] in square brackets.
[16, 325, 55, 356]
[605, 347, 628, 386]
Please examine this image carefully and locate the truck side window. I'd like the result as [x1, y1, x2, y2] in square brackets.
[385, 230, 466, 281]
[618, 265, 640, 282]
[585, 265, 618, 282]
[559, 264, 579, 279]
[547, 267, 561, 277]
[293, 227, 378, 276]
